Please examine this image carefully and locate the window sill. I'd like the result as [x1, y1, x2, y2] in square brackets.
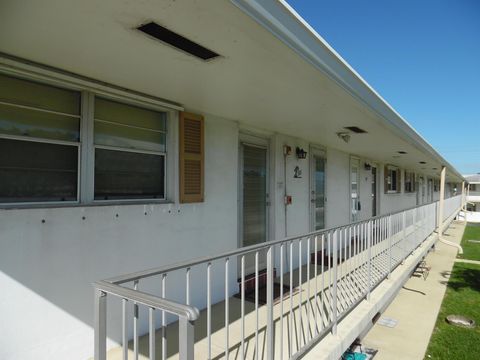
[0, 199, 175, 211]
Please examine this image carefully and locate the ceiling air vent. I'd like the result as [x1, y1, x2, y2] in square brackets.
[137, 22, 220, 61]
[344, 126, 367, 134]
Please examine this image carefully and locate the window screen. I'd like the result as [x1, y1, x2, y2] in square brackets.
[94, 98, 166, 200]
[0, 74, 80, 203]
[0, 139, 78, 202]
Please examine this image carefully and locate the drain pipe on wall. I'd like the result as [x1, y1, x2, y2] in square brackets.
[437, 166, 463, 254]
[283, 144, 291, 270]
[283, 145, 288, 238]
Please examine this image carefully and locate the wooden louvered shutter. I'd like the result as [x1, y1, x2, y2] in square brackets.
[179, 112, 204, 203]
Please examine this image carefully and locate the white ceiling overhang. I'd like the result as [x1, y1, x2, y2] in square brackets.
[0, 0, 463, 182]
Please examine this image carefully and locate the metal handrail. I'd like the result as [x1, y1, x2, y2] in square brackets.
[94, 280, 199, 321]
[95, 195, 463, 360]
[107, 198, 456, 285]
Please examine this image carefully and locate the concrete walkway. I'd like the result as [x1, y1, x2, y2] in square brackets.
[362, 220, 466, 360]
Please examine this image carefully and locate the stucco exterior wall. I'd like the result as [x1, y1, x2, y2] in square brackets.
[0, 113, 447, 360]
[0, 115, 239, 360]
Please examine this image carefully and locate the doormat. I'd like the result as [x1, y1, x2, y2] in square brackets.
[234, 283, 295, 305]
[377, 317, 398, 328]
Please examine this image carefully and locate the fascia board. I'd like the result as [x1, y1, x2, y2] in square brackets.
[231, 0, 464, 181]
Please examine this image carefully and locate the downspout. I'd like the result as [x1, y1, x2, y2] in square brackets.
[437, 166, 463, 254]
[283, 145, 290, 269]
[283, 145, 289, 237]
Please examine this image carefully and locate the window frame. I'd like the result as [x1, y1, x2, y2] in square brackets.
[92, 96, 168, 203]
[404, 170, 416, 193]
[385, 165, 401, 194]
[0, 80, 82, 206]
[0, 66, 179, 208]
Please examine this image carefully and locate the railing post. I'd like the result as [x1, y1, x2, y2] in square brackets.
[367, 220, 372, 300]
[133, 280, 139, 360]
[179, 317, 195, 360]
[402, 211, 406, 264]
[388, 215, 392, 278]
[94, 289, 107, 360]
[332, 230, 338, 335]
[266, 245, 274, 360]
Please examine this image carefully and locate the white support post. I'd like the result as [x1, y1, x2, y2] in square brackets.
[388, 215, 392, 278]
[266, 245, 274, 360]
[367, 221, 372, 300]
[438, 166, 446, 236]
[94, 289, 107, 360]
[332, 230, 338, 335]
[179, 318, 195, 360]
[402, 211, 406, 264]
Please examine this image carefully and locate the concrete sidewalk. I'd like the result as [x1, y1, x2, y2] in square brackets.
[362, 220, 466, 360]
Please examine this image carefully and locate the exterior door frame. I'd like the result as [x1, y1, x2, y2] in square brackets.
[350, 156, 361, 222]
[427, 178, 434, 202]
[309, 146, 327, 231]
[371, 162, 379, 217]
[238, 133, 271, 251]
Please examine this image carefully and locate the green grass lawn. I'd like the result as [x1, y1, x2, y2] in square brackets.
[424, 262, 480, 359]
[457, 223, 480, 261]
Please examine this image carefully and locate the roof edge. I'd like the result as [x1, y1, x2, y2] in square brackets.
[230, 0, 464, 181]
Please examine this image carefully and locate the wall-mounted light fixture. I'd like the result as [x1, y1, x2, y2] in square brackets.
[364, 163, 371, 170]
[296, 147, 307, 159]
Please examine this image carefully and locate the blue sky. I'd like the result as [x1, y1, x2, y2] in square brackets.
[288, 0, 480, 175]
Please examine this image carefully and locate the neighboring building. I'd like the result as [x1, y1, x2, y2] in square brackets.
[465, 174, 480, 222]
[0, 1, 465, 359]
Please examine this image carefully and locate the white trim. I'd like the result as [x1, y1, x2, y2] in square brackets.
[230, 0, 464, 182]
[371, 163, 379, 216]
[92, 147, 167, 202]
[0, 67, 175, 207]
[94, 117, 167, 134]
[238, 133, 271, 247]
[94, 144, 166, 156]
[349, 156, 361, 222]
[166, 110, 179, 204]
[0, 133, 79, 147]
[0, 99, 81, 118]
[0, 135, 80, 207]
[92, 197, 168, 205]
[309, 145, 327, 231]
[80, 91, 95, 203]
[0, 200, 80, 208]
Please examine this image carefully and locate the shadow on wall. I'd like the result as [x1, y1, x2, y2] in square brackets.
[0, 202, 237, 358]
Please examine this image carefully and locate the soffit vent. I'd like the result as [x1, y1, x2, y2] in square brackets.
[137, 22, 220, 61]
[344, 126, 367, 134]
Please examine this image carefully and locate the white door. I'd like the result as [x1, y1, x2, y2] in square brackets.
[417, 177, 425, 204]
[310, 149, 326, 230]
[371, 166, 378, 217]
[350, 157, 361, 222]
[427, 179, 433, 202]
